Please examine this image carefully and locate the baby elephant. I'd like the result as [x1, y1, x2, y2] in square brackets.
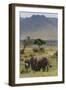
[25, 60, 30, 69]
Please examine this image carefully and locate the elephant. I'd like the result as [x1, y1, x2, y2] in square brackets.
[25, 56, 52, 71]
[30, 57, 50, 71]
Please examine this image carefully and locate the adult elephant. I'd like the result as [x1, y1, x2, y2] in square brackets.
[29, 56, 51, 71]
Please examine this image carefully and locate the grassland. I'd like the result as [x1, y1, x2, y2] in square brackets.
[20, 46, 58, 78]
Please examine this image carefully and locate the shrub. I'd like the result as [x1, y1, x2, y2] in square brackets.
[20, 49, 24, 54]
[29, 54, 33, 57]
[20, 68, 30, 74]
[24, 55, 27, 58]
[40, 47, 45, 52]
[20, 58, 24, 61]
[33, 48, 39, 52]
[20, 69, 27, 74]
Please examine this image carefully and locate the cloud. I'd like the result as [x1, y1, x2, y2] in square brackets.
[20, 11, 58, 18]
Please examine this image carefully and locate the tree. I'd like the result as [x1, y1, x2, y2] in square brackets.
[33, 39, 46, 50]
[26, 36, 31, 46]
[21, 36, 31, 54]
[21, 40, 27, 54]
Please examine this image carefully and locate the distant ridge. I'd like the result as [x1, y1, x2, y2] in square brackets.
[20, 15, 58, 40]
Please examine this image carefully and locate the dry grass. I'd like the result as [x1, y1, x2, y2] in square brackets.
[20, 46, 58, 78]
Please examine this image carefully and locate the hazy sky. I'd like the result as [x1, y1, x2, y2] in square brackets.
[20, 11, 58, 18]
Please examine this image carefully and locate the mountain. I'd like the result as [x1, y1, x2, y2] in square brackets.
[20, 15, 58, 40]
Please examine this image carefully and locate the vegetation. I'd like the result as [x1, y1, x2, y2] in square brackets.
[33, 39, 46, 51]
[21, 36, 31, 54]
[20, 45, 58, 78]
[20, 36, 58, 78]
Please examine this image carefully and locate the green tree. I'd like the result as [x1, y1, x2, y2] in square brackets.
[34, 39, 46, 50]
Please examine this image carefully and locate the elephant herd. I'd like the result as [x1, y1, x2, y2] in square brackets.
[25, 56, 52, 72]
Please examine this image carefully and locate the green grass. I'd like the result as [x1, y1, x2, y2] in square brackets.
[20, 70, 57, 78]
[20, 46, 58, 78]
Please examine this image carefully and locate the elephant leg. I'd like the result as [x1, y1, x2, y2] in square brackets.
[42, 67, 45, 71]
[46, 65, 49, 72]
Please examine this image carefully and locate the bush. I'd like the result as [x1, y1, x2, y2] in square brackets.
[24, 55, 27, 58]
[40, 47, 45, 52]
[20, 58, 24, 61]
[20, 49, 24, 54]
[20, 68, 30, 74]
[29, 54, 33, 57]
[33, 48, 39, 52]
[20, 69, 27, 74]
